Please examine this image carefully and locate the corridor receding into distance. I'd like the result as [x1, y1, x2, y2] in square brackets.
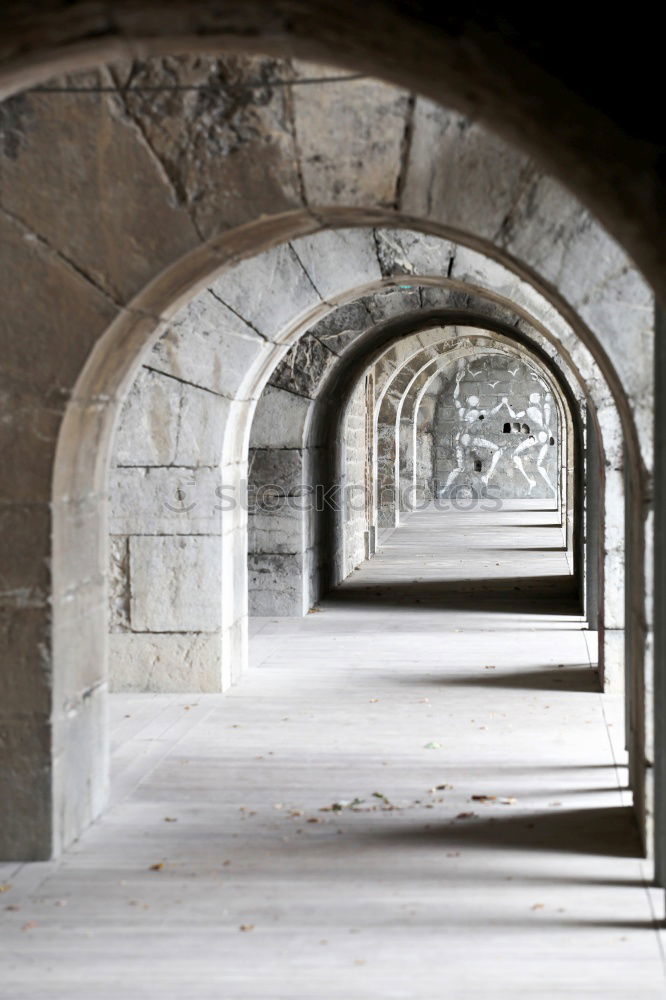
[3, 504, 664, 997]
[1, 25, 665, 998]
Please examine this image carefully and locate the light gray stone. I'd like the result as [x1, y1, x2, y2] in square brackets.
[109, 632, 222, 692]
[129, 535, 222, 632]
[249, 385, 311, 449]
[113, 367, 181, 467]
[109, 467, 223, 536]
[210, 243, 321, 341]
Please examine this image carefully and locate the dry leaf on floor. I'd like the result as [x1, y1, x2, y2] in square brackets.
[471, 795, 496, 802]
[307, 817, 322, 824]
[239, 924, 255, 932]
[531, 903, 545, 910]
[483, 665, 497, 670]
[456, 812, 476, 820]
[499, 797, 517, 805]
[149, 862, 165, 871]
[164, 817, 178, 822]
[5, 904, 20, 911]
[21, 922, 38, 931]
[0, 884, 11, 893]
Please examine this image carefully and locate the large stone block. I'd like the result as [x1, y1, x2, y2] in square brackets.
[291, 228, 382, 298]
[248, 448, 304, 493]
[248, 551, 305, 616]
[174, 383, 230, 467]
[210, 242, 321, 341]
[113, 367, 181, 466]
[307, 300, 371, 355]
[375, 228, 455, 277]
[109, 466, 222, 535]
[129, 535, 222, 631]
[401, 100, 532, 241]
[109, 632, 222, 692]
[248, 502, 309, 554]
[107, 55, 303, 239]
[0, 81, 199, 304]
[269, 332, 337, 398]
[249, 385, 311, 449]
[150, 291, 271, 400]
[293, 68, 409, 208]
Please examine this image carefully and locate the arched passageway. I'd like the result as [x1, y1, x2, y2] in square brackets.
[0, 34, 664, 996]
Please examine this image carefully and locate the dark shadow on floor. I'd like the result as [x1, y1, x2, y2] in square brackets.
[326, 576, 581, 615]
[441, 665, 601, 693]
[360, 805, 641, 858]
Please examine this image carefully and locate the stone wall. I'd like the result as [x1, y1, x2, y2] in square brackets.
[341, 376, 370, 578]
[108, 361, 225, 692]
[431, 354, 559, 500]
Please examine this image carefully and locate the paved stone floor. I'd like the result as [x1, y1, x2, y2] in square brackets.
[2, 503, 665, 998]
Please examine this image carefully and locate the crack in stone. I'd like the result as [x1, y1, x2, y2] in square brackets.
[394, 93, 416, 211]
[104, 64, 205, 244]
[207, 287, 269, 342]
[284, 66, 309, 211]
[0, 202, 125, 308]
[142, 364, 237, 401]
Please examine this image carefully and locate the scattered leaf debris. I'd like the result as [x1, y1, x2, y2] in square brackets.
[471, 795, 497, 802]
[149, 862, 165, 871]
[455, 812, 476, 820]
[531, 903, 545, 911]
[239, 924, 255, 932]
[0, 884, 11, 893]
[163, 817, 178, 823]
[424, 741, 442, 749]
[21, 921, 38, 931]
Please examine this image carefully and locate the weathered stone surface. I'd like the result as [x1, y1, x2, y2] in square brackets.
[129, 534, 222, 632]
[211, 242, 321, 341]
[401, 100, 534, 241]
[248, 502, 309, 554]
[0, 73, 199, 304]
[248, 448, 304, 493]
[291, 228, 382, 298]
[150, 291, 271, 400]
[375, 228, 455, 276]
[249, 385, 311, 449]
[0, 212, 118, 398]
[307, 300, 372, 355]
[365, 287, 422, 324]
[109, 466, 222, 536]
[113, 367, 181, 467]
[269, 332, 337, 398]
[109, 632, 222, 692]
[248, 551, 305, 616]
[293, 67, 410, 208]
[173, 383, 230, 467]
[108, 55, 303, 238]
[0, 501, 50, 603]
[109, 536, 130, 632]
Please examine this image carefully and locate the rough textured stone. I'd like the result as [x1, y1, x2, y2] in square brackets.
[210, 242, 321, 341]
[108, 55, 303, 238]
[109, 467, 222, 536]
[150, 291, 271, 400]
[291, 228, 382, 298]
[129, 534, 222, 632]
[109, 632, 222, 692]
[292, 65, 410, 208]
[249, 385, 311, 450]
[113, 367, 181, 467]
[269, 333, 337, 398]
